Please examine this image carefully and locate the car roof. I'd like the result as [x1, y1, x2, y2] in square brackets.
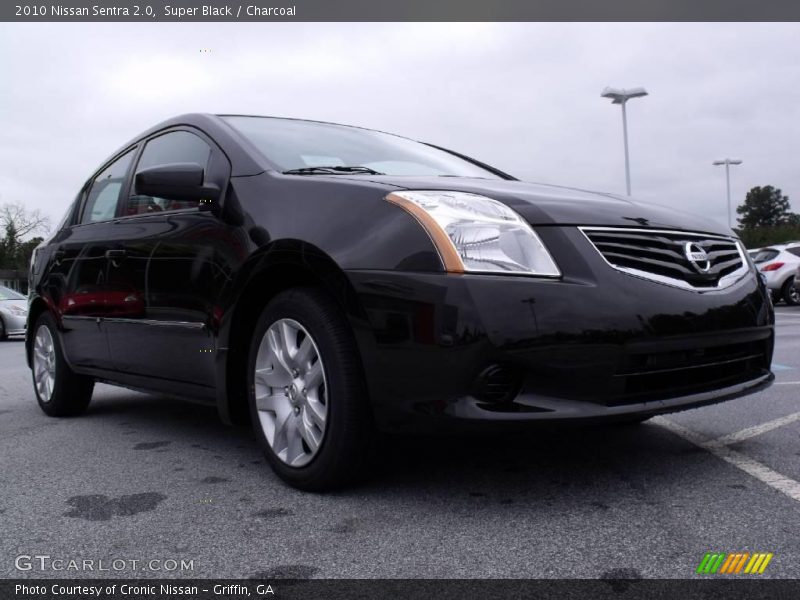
[773, 248, 800, 260]
[751, 243, 800, 251]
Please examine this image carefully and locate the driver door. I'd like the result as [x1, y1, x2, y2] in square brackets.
[103, 128, 231, 387]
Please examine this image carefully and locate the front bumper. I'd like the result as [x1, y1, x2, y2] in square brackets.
[2, 313, 27, 337]
[347, 227, 774, 432]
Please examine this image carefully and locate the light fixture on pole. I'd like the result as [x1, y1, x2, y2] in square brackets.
[712, 158, 743, 229]
[601, 86, 648, 196]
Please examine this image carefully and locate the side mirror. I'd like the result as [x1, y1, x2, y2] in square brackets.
[134, 163, 220, 208]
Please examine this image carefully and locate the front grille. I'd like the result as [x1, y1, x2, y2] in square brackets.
[581, 227, 748, 290]
[605, 337, 770, 406]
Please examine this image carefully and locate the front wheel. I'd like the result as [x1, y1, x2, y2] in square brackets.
[31, 312, 94, 416]
[782, 278, 800, 306]
[247, 288, 373, 491]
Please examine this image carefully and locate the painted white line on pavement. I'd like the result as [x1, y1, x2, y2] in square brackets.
[707, 412, 800, 447]
[653, 416, 800, 504]
[774, 381, 800, 385]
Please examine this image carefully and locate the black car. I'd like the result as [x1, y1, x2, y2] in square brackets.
[27, 114, 774, 490]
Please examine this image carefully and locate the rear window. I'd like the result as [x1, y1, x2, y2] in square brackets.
[750, 248, 779, 263]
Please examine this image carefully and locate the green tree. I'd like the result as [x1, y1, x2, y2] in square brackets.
[0, 221, 19, 269]
[736, 185, 795, 230]
[0, 202, 50, 269]
[16, 236, 44, 270]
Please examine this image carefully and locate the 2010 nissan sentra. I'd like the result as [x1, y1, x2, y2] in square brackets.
[26, 114, 774, 490]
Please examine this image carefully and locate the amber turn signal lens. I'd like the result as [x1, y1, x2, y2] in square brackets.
[385, 192, 465, 273]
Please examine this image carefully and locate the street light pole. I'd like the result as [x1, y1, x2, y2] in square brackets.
[712, 158, 743, 229]
[601, 87, 648, 196]
[620, 100, 630, 196]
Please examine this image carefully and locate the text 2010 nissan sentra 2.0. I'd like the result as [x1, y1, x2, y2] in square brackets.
[26, 114, 774, 490]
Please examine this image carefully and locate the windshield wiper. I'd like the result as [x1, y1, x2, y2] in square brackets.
[282, 166, 385, 175]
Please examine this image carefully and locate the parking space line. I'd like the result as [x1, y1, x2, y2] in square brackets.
[653, 416, 800, 503]
[707, 412, 800, 447]
[774, 381, 800, 385]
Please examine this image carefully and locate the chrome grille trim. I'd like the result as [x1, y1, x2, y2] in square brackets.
[579, 227, 751, 292]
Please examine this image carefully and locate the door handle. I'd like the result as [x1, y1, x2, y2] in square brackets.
[106, 249, 127, 267]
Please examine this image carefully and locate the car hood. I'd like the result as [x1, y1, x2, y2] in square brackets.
[339, 175, 732, 237]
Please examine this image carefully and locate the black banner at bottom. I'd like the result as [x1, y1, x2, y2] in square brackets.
[2, 579, 799, 600]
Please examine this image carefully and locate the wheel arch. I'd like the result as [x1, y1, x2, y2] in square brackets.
[217, 239, 369, 426]
[25, 296, 54, 367]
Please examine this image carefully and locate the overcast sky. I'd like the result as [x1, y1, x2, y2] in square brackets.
[1, 22, 798, 234]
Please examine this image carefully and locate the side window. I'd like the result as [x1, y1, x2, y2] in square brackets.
[126, 131, 212, 216]
[81, 149, 135, 224]
[786, 247, 800, 258]
[54, 193, 80, 231]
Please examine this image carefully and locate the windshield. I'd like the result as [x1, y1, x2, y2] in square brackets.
[223, 116, 503, 179]
[0, 286, 25, 301]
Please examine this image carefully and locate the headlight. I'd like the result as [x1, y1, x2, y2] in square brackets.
[7, 305, 27, 316]
[386, 190, 560, 276]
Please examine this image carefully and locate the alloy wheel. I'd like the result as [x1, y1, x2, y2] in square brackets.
[253, 318, 328, 467]
[33, 325, 56, 402]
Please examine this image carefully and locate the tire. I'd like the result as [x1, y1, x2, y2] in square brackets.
[31, 311, 94, 417]
[0, 317, 6, 341]
[782, 278, 800, 306]
[247, 287, 373, 491]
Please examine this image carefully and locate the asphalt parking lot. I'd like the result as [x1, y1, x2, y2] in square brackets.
[1, 308, 798, 580]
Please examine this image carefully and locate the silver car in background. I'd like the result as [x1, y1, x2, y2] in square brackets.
[0, 285, 28, 339]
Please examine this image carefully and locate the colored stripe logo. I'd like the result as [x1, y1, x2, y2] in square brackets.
[697, 552, 773, 574]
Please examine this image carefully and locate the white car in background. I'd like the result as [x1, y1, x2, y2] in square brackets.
[749, 244, 800, 305]
[0, 285, 28, 339]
